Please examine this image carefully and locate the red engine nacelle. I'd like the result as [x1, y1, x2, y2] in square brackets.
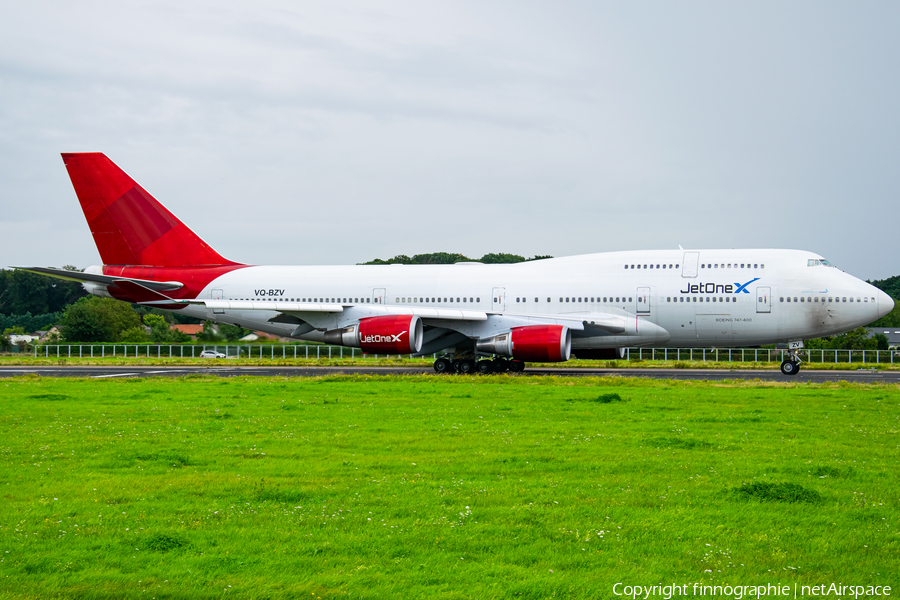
[324, 315, 423, 353]
[476, 324, 571, 362]
[357, 315, 423, 354]
[511, 325, 571, 362]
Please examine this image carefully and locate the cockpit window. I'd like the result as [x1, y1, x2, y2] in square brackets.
[807, 259, 835, 267]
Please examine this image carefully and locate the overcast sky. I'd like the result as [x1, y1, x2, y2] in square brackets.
[1, 1, 898, 279]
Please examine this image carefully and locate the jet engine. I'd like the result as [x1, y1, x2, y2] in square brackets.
[324, 315, 423, 354]
[476, 324, 571, 362]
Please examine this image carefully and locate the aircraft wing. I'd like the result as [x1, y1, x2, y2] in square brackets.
[180, 299, 489, 321]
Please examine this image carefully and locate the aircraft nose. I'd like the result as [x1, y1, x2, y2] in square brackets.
[877, 289, 895, 319]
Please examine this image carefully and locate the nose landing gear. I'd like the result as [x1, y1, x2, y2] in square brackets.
[780, 345, 803, 376]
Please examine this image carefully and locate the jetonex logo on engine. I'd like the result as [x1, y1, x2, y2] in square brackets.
[359, 332, 406, 344]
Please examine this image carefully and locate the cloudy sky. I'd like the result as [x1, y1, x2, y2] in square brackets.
[2, 1, 898, 279]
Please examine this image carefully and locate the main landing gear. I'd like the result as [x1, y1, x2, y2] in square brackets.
[433, 354, 525, 374]
[780, 347, 803, 376]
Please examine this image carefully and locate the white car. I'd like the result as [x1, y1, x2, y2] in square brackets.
[199, 349, 226, 359]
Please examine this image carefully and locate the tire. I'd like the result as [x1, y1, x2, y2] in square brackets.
[452, 360, 463, 374]
[459, 360, 475, 375]
[780, 360, 800, 376]
[508, 359, 525, 373]
[434, 358, 451, 374]
[493, 358, 509, 372]
[476, 360, 494, 374]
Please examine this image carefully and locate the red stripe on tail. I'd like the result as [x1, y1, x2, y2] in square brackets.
[61, 153, 239, 267]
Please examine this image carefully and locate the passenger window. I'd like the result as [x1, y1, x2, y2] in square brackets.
[629, 297, 633, 302]
[516, 297, 520, 302]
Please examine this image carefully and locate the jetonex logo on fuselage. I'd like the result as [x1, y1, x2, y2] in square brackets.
[680, 278, 760, 294]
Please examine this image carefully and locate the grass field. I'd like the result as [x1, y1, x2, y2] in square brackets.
[2, 355, 899, 371]
[0, 375, 898, 599]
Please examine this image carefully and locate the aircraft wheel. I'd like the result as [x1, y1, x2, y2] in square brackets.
[476, 360, 494, 375]
[508, 359, 525, 373]
[493, 358, 509, 372]
[780, 360, 800, 376]
[434, 358, 452, 374]
[458, 360, 475, 375]
[452, 360, 463, 373]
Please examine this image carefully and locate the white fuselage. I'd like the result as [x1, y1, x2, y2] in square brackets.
[159, 249, 891, 350]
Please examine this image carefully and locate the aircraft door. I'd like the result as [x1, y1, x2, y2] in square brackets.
[373, 288, 386, 305]
[682, 252, 699, 278]
[636, 287, 650, 314]
[492, 287, 506, 312]
[211, 288, 224, 314]
[756, 286, 771, 313]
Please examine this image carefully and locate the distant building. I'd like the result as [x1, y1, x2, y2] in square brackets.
[170, 324, 205, 340]
[868, 328, 900, 349]
[37, 326, 61, 343]
[239, 331, 293, 343]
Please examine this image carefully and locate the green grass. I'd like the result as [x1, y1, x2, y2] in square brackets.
[0, 375, 898, 598]
[3, 355, 899, 370]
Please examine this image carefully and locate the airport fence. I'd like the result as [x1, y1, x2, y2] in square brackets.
[31, 344, 900, 364]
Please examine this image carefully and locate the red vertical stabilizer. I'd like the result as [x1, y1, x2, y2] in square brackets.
[61, 153, 239, 267]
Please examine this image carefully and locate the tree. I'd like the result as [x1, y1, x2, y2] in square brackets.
[119, 326, 149, 343]
[870, 303, 900, 328]
[360, 252, 553, 265]
[59, 296, 142, 342]
[0, 268, 87, 315]
[197, 321, 222, 343]
[806, 327, 885, 351]
[218, 323, 250, 341]
[145, 314, 172, 342]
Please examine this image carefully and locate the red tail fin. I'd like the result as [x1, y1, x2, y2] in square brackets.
[61, 153, 238, 267]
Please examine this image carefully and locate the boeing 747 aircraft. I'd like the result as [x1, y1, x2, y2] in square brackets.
[17, 153, 894, 375]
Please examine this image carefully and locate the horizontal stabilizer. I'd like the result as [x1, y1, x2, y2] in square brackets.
[111, 280, 177, 304]
[13, 266, 183, 291]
